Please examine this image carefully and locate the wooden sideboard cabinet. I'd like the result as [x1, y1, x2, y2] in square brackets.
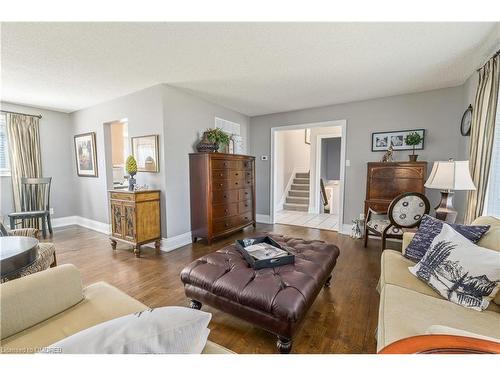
[108, 190, 161, 257]
[365, 162, 427, 215]
[189, 153, 256, 244]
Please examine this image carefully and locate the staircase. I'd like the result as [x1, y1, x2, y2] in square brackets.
[283, 172, 310, 211]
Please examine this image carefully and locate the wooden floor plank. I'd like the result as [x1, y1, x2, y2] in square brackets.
[43, 223, 393, 354]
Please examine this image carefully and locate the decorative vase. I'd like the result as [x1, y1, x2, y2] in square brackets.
[128, 172, 136, 191]
[196, 132, 219, 153]
[409, 154, 418, 162]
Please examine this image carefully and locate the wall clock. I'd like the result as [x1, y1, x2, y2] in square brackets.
[461, 104, 473, 136]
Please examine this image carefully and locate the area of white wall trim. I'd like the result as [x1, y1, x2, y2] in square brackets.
[52, 216, 111, 235]
[143, 232, 193, 253]
[52, 216, 192, 252]
[313, 131, 346, 225]
[256, 214, 272, 224]
[270, 119, 347, 228]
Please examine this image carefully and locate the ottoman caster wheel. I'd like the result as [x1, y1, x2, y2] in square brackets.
[190, 300, 202, 310]
[324, 275, 332, 288]
[277, 337, 292, 354]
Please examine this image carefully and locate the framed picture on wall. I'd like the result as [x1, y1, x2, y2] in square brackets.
[74, 132, 98, 177]
[371, 129, 425, 151]
[304, 129, 311, 145]
[131, 134, 159, 172]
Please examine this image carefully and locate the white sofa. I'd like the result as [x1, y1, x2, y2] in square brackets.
[377, 216, 500, 352]
[0, 264, 233, 354]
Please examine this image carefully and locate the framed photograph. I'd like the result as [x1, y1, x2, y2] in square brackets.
[74, 132, 98, 177]
[305, 129, 311, 145]
[371, 129, 425, 151]
[131, 134, 159, 172]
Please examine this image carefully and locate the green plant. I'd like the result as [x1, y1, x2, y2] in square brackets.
[404, 132, 423, 155]
[125, 155, 137, 175]
[206, 128, 230, 147]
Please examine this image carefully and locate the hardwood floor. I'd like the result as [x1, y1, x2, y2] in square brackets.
[46, 223, 394, 354]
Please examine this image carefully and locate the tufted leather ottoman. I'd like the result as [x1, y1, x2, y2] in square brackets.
[180, 234, 340, 353]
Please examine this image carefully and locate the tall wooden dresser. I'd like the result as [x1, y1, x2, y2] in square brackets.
[189, 153, 256, 244]
[108, 190, 161, 257]
[365, 162, 427, 215]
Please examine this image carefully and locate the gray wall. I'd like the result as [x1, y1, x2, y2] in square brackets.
[161, 84, 250, 237]
[69, 84, 250, 238]
[250, 85, 466, 226]
[321, 137, 341, 181]
[70, 85, 167, 232]
[0, 102, 76, 221]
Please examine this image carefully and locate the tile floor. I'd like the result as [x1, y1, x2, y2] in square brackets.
[275, 210, 339, 231]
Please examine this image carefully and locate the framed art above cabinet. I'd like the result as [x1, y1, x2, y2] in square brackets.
[371, 129, 425, 152]
[131, 134, 159, 172]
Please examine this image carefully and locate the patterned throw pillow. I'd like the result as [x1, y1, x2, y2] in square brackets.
[409, 224, 500, 311]
[404, 215, 490, 262]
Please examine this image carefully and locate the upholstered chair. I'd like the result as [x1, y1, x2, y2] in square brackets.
[0, 222, 57, 283]
[364, 192, 430, 250]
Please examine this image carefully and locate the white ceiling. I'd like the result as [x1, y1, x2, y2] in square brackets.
[1, 22, 499, 116]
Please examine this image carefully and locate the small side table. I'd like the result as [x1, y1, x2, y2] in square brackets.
[0, 236, 39, 278]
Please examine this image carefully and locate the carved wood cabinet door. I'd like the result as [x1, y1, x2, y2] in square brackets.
[111, 201, 124, 238]
[123, 203, 136, 241]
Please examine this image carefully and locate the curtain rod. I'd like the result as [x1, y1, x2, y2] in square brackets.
[476, 48, 500, 72]
[0, 110, 42, 119]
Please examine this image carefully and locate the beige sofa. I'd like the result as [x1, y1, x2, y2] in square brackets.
[0, 264, 233, 354]
[377, 216, 500, 352]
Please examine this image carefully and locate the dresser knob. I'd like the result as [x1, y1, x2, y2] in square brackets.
[223, 195, 227, 198]
[245, 192, 248, 195]
[235, 182, 239, 185]
[219, 183, 223, 187]
[235, 172, 239, 176]
[225, 223, 230, 227]
[245, 204, 248, 207]
[219, 173, 223, 177]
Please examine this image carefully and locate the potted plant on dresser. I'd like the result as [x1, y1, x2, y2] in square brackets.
[404, 132, 423, 162]
[196, 128, 230, 153]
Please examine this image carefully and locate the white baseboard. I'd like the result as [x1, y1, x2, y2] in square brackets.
[340, 223, 352, 235]
[52, 215, 192, 252]
[52, 215, 111, 235]
[144, 232, 192, 253]
[256, 214, 272, 224]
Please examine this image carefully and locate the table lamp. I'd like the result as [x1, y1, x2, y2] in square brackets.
[424, 159, 476, 223]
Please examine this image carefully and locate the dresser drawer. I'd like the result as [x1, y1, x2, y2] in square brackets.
[212, 189, 238, 204]
[238, 188, 252, 201]
[213, 213, 252, 234]
[213, 179, 246, 190]
[238, 200, 252, 213]
[237, 160, 253, 170]
[212, 203, 238, 219]
[110, 192, 135, 201]
[212, 169, 251, 181]
[211, 159, 236, 169]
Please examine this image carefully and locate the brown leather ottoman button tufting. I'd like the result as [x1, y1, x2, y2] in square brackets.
[180, 234, 340, 353]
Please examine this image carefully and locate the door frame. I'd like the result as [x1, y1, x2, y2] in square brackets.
[270, 120, 347, 228]
[314, 133, 345, 219]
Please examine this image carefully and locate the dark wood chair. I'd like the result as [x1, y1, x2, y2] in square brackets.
[8, 177, 52, 238]
[378, 335, 500, 354]
[364, 192, 430, 250]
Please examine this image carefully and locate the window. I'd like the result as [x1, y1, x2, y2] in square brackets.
[485, 98, 500, 217]
[0, 113, 10, 176]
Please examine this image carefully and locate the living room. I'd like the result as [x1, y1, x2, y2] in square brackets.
[1, 1, 500, 374]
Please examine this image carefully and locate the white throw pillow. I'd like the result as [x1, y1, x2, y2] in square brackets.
[409, 224, 500, 311]
[46, 306, 212, 354]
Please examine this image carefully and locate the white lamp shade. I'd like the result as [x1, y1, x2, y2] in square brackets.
[425, 160, 476, 191]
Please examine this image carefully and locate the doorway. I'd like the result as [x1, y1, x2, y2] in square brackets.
[270, 120, 346, 231]
[103, 119, 129, 191]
